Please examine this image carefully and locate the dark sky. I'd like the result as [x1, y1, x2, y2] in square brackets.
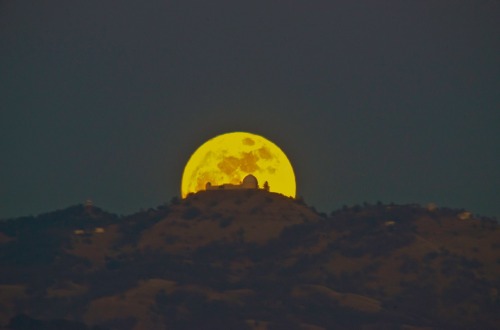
[1, 0, 499, 219]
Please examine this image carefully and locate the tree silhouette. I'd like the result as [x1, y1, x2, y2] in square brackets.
[263, 181, 270, 191]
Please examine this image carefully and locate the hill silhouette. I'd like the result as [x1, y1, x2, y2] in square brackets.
[0, 190, 499, 329]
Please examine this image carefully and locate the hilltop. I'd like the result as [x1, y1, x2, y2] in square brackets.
[0, 190, 499, 329]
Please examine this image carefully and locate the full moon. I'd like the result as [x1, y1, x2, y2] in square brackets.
[181, 132, 296, 198]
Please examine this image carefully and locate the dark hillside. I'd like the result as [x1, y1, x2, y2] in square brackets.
[0, 192, 498, 329]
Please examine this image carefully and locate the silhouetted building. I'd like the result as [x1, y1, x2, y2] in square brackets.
[206, 174, 259, 191]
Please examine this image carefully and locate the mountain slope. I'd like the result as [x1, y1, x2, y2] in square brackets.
[0, 191, 498, 329]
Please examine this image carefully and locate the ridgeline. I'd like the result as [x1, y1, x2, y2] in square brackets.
[1, 190, 499, 329]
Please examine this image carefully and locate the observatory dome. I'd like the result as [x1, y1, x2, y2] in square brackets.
[241, 174, 258, 188]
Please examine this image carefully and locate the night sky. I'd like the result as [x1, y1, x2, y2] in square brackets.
[1, 1, 499, 219]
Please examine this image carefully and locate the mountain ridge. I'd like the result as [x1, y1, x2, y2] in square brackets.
[1, 190, 499, 329]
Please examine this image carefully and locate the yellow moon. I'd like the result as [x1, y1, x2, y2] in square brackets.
[181, 132, 296, 198]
